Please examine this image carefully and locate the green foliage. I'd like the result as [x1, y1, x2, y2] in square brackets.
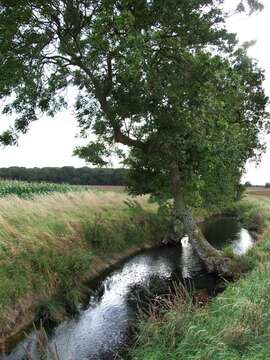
[131, 264, 270, 360]
[0, 167, 128, 185]
[81, 205, 171, 253]
[0, 180, 80, 198]
[37, 299, 68, 324]
[236, 197, 268, 233]
[125, 44, 269, 209]
[223, 245, 236, 259]
[0, 1, 268, 221]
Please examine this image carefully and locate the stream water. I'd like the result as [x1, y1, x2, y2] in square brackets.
[2, 217, 254, 360]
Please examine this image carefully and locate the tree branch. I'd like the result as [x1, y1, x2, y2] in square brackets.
[113, 126, 148, 150]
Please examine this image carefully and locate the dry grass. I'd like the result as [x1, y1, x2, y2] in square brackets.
[86, 185, 126, 192]
[0, 191, 150, 253]
[0, 190, 166, 343]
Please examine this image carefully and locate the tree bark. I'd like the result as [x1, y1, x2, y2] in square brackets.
[171, 163, 233, 276]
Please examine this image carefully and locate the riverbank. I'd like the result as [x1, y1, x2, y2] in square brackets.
[128, 194, 270, 360]
[0, 187, 240, 352]
[0, 191, 170, 348]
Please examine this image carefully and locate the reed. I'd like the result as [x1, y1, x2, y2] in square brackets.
[0, 190, 167, 341]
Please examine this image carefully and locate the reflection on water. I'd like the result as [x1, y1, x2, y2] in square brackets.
[181, 236, 202, 278]
[201, 217, 254, 255]
[2, 217, 254, 360]
[232, 228, 253, 255]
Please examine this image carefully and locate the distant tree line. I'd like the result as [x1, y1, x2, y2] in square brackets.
[244, 181, 270, 188]
[0, 167, 128, 185]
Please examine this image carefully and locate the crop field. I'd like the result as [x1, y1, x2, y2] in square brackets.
[0, 180, 126, 198]
[0, 180, 82, 198]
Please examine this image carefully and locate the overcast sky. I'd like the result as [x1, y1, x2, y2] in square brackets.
[0, 1, 269, 184]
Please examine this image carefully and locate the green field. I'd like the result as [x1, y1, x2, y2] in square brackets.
[0, 180, 126, 199]
[129, 194, 270, 360]
[0, 180, 82, 198]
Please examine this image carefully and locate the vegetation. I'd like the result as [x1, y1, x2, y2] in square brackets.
[129, 194, 270, 360]
[0, 167, 127, 186]
[0, 180, 83, 198]
[0, 1, 267, 274]
[0, 190, 169, 340]
[0, 0, 269, 358]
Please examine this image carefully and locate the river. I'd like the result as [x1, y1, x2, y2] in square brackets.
[1, 216, 254, 360]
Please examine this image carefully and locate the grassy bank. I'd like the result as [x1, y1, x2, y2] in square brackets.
[0, 190, 169, 343]
[129, 195, 270, 360]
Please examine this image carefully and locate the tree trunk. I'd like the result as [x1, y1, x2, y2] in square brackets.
[171, 164, 233, 276]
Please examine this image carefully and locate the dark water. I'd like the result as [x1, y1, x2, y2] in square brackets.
[201, 217, 253, 255]
[2, 217, 253, 360]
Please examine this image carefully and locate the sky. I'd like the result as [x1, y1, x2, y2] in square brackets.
[226, 0, 270, 185]
[0, 1, 269, 184]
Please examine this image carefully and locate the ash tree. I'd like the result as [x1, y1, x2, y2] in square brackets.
[0, 0, 268, 274]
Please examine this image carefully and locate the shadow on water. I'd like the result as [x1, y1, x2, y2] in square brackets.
[201, 216, 254, 255]
[1, 217, 254, 360]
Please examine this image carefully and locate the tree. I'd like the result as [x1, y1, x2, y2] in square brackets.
[265, 183, 270, 188]
[0, 167, 127, 185]
[236, 0, 264, 14]
[0, 0, 268, 274]
[124, 46, 268, 274]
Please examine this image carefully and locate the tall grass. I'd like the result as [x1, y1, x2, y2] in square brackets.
[129, 195, 270, 360]
[23, 324, 62, 360]
[0, 190, 169, 342]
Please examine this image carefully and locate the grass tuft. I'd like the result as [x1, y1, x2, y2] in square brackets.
[129, 195, 270, 360]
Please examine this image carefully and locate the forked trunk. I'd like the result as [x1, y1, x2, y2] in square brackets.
[171, 164, 233, 276]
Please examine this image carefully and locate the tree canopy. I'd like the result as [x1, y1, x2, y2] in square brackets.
[0, 0, 266, 152]
[0, 0, 268, 273]
[125, 44, 268, 206]
[0, 0, 267, 204]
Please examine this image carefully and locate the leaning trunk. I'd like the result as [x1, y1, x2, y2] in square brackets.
[171, 164, 233, 276]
